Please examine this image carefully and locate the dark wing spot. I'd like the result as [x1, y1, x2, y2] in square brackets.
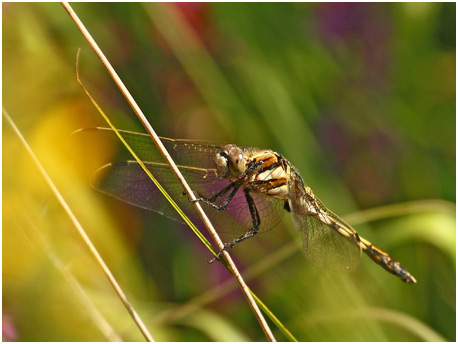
[283, 200, 290, 212]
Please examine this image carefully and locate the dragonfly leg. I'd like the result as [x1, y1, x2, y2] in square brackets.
[191, 160, 265, 210]
[193, 186, 239, 211]
[189, 175, 237, 204]
[209, 189, 260, 263]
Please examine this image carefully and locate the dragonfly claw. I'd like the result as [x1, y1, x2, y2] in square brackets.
[188, 190, 203, 203]
[207, 256, 218, 264]
[208, 243, 233, 263]
[208, 251, 224, 264]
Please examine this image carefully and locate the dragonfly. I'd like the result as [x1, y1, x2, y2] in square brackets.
[90, 128, 416, 284]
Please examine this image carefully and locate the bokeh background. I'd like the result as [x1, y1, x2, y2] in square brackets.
[3, 2, 455, 341]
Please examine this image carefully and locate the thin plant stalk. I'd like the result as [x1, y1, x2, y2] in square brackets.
[2, 107, 155, 342]
[152, 196, 451, 321]
[75, 59, 296, 343]
[152, 241, 299, 325]
[17, 211, 122, 342]
[344, 199, 456, 226]
[297, 307, 446, 342]
[61, 2, 276, 341]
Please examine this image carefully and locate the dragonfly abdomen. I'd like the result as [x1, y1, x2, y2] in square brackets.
[327, 216, 417, 283]
[360, 238, 417, 283]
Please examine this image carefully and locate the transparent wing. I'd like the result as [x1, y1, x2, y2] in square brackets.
[94, 161, 285, 236]
[301, 215, 361, 271]
[83, 127, 224, 169]
[287, 168, 361, 271]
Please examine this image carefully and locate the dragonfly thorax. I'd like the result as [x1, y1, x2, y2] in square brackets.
[215, 144, 248, 179]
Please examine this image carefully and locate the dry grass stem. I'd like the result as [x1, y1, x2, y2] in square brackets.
[3, 107, 154, 342]
[344, 199, 456, 226]
[61, 2, 275, 341]
[18, 212, 122, 341]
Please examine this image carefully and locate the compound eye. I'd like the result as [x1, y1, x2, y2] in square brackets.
[228, 148, 247, 176]
[214, 146, 231, 178]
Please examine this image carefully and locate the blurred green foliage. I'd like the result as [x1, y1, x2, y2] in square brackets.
[3, 2, 455, 341]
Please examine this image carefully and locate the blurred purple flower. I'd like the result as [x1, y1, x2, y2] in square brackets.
[315, 3, 392, 80]
[3, 313, 18, 342]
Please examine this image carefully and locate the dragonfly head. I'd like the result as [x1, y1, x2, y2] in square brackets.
[215, 144, 247, 179]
